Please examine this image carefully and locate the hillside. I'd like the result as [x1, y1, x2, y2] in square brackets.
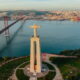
[50, 49, 80, 80]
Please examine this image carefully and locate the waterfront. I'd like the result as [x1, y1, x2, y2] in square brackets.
[0, 20, 80, 57]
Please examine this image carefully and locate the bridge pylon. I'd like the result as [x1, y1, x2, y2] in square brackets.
[4, 16, 9, 36]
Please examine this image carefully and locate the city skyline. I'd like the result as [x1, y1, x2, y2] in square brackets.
[0, 0, 80, 10]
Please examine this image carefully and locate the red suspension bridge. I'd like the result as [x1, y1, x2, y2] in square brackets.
[0, 16, 25, 35]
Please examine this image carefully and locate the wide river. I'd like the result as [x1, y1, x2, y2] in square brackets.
[0, 20, 80, 57]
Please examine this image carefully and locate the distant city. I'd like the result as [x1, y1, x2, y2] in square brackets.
[0, 10, 80, 21]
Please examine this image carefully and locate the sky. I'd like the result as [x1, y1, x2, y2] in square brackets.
[0, 0, 80, 10]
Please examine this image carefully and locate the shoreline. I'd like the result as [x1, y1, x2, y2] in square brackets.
[0, 19, 80, 22]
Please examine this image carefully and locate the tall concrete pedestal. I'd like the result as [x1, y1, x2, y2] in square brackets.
[30, 24, 42, 73]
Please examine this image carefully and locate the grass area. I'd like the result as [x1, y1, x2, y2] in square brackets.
[50, 57, 80, 80]
[19, 62, 30, 68]
[0, 56, 30, 80]
[16, 69, 29, 80]
[0, 57, 13, 64]
[0, 57, 4, 63]
[43, 62, 55, 70]
[38, 71, 56, 80]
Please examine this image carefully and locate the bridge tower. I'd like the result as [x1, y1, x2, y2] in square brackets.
[30, 24, 42, 73]
[4, 16, 9, 36]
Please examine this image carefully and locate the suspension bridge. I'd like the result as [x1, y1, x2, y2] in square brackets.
[0, 16, 26, 35]
[0, 15, 28, 57]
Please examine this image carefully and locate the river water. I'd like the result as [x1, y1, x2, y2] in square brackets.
[0, 20, 80, 57]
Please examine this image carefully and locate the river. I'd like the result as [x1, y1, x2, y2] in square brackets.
[0, 20, 80, 57]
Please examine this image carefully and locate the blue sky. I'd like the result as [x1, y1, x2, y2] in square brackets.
[0, 0, 80, 10]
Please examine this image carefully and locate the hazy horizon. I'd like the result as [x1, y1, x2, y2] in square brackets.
[0, 0, 80, 10]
